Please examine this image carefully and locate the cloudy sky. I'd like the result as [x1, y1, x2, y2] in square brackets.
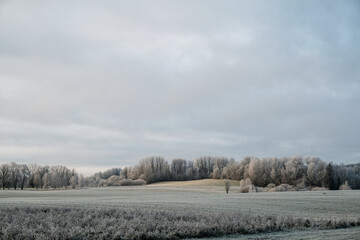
[0, 0, 359, 175]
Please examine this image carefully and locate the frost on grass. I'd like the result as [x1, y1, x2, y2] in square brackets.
[0, 207, 359, 240]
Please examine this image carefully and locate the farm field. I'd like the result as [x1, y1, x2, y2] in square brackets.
[0, 180, 359, 239]
[1, 180, 360, 219]
[192, 227, 360, 240]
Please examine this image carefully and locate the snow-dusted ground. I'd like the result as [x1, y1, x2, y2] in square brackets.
[1, 183, 359, 239]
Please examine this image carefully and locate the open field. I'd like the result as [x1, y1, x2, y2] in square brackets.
[1, 181, 359, 220]
[0, 180, 360, 239]
[191, 227, 360, 240]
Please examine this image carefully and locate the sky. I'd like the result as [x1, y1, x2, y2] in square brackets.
[0, 0, 359, 175]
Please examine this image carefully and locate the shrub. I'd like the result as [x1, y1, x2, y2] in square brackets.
[279, 184, 295, 191]
[224, 179, 231, 194]
[339, 181, 352, 190]
[248, 185, 257, 193]
[108, 175, 122, 186]
[295, 182, 307, 191]
[275, 185, 286, 192]
[120, 179, 146, 186]
[239, 178, 257, 193]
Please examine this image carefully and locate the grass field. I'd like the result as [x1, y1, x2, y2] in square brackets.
[0, 180, 359, 239]
[190, 227, 360, 240]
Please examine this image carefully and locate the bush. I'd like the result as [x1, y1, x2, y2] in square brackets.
[119, 179, 146, 186]
[260, 184, 302, 192]
[295, 182, 307, 191]
[339, 181, 352, 190]
[98, 178, 146, 187]
[108, 175, 122, 186]
[224, 179, 231, 194]
[239, 178, 257, 193]
[276, 185, 287, 192]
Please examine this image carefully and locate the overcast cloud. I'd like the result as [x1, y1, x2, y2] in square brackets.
[0, 0, 359, 175]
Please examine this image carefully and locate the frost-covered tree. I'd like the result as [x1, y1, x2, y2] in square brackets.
[51, 171, 61, 188]
[171, 159, 187, 180]
[70, 176, 77, 189]
[18, 164, 30, 190]
[283, 156, 306, 186]
[120, 167, 128, 179]
[135, 157, 170, 183]
[194, 157, 209, 179]
[306, 157, 326, 187]
[213, 168, 221, 179]
[248, 158, 262, 186]
[0, 164, 10, 189]
[78, 174, 84, 188]
[212, 157, 229, 178]
[9, 162, 20, 189]
[43, 173, 50, 188]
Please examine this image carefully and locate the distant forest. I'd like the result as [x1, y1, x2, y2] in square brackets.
[1, 156, 360, 190]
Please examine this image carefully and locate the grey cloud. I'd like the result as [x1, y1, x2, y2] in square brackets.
[0, 0, 359, 175]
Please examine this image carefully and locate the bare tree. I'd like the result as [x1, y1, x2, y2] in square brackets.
[194, 157, 210, 179]
[18, 164, 30, 190]
[0, 164, 10, 189]
[171, 159, 187, 180]
[120, 167, 128, 179]
[43, 173, 51, 188]
[10, 162, 20, 189]
[70, 176, 77, 189]
[33, 167, 42, 189]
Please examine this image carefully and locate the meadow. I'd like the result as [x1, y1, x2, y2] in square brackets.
[0, 180, 359, 239]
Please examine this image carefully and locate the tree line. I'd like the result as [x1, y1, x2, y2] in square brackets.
[87, 156, 360, 190]
[1, 156, 360, 190]
[0, 162, 81, 189]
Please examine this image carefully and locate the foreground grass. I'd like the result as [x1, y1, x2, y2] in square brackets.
[0, 207, 359, 240]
